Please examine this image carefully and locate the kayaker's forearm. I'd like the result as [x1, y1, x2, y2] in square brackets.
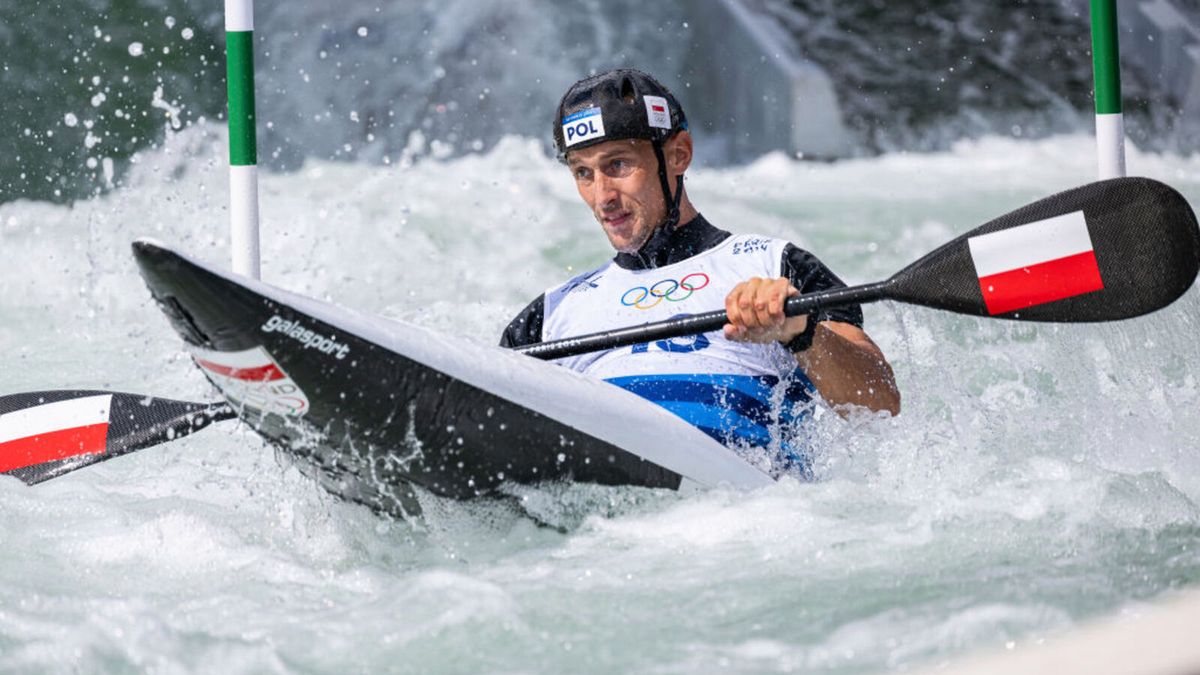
[796, 323, 900, 416]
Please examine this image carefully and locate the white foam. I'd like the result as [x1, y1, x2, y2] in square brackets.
[1, 129, 1200, 673]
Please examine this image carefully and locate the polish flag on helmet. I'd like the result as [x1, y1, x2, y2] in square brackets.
[644, 95, 671, 130]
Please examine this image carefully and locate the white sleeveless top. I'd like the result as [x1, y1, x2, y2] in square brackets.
[540, 233, 817, 476]
[542, 233, 801, 378]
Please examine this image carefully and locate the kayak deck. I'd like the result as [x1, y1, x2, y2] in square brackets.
[132, 240, 773, 516]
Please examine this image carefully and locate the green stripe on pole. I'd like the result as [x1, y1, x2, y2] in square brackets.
[1090, 0, 1122, 115]
[226, 30, 257, 166]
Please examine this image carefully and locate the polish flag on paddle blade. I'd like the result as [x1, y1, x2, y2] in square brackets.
[968, 210, 1104, 315]
[0, 394, 112, 472]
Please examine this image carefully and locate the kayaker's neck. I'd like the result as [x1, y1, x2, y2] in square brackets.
[613, 213, 730, 271]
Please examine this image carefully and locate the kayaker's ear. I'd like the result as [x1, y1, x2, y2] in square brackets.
[664, 130, 693, 177]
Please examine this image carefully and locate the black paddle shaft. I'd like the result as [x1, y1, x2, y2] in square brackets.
[515, 281, 892, 360]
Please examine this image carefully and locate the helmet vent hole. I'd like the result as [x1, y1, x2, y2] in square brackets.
[620, 77, 636, 105]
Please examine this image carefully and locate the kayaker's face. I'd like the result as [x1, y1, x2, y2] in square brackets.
[566, 139, 669, 254]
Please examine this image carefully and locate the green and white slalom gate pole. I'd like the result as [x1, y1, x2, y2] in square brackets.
[225, 0, 261, 279]
[1090, 0, 1126, 179]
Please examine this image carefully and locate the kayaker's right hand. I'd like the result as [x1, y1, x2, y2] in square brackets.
[723, 277, 807, 344]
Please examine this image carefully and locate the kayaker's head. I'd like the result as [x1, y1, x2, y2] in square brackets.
[553, 69, 694, 254]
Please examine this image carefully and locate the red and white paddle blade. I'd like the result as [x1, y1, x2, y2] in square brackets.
[0, 393, 112, 475]
[0, 391, 233, 485]
[888, 177, 1200, 322]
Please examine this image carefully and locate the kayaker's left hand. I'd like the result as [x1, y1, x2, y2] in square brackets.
[723, 277, 807, 343]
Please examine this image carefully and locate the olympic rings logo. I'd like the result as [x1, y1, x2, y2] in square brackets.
[620, 273, 710, 310]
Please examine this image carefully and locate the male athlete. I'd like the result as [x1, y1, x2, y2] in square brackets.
[501, 69, 899, 469]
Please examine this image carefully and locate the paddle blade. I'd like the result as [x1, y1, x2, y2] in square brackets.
[0, 391, 234, 485]
[886, 177, 1200, 321]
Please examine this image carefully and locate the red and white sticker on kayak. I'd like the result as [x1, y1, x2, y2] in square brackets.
[189, 345, 310, 418]
[0, 394, 111, 472]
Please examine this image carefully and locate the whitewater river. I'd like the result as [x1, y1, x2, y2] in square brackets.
[2, 128, 1199, 673]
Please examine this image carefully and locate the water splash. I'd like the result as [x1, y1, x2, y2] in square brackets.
[1, 128, 1199, 672]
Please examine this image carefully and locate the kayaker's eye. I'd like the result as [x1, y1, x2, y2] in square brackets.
[573, 166, 592, 182]
[605, 158, 633, 177]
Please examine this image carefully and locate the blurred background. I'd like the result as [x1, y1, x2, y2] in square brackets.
[3, 0, 1198, 204]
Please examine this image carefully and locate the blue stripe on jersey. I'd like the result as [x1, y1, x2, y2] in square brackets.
[644, 400, 775, 447]
[604, 372, 816, 477]
[606, 376, 776, 427]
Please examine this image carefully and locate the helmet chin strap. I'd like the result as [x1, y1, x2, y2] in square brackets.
[633, 139, 685, 264]
[652, 139, 683, 230]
